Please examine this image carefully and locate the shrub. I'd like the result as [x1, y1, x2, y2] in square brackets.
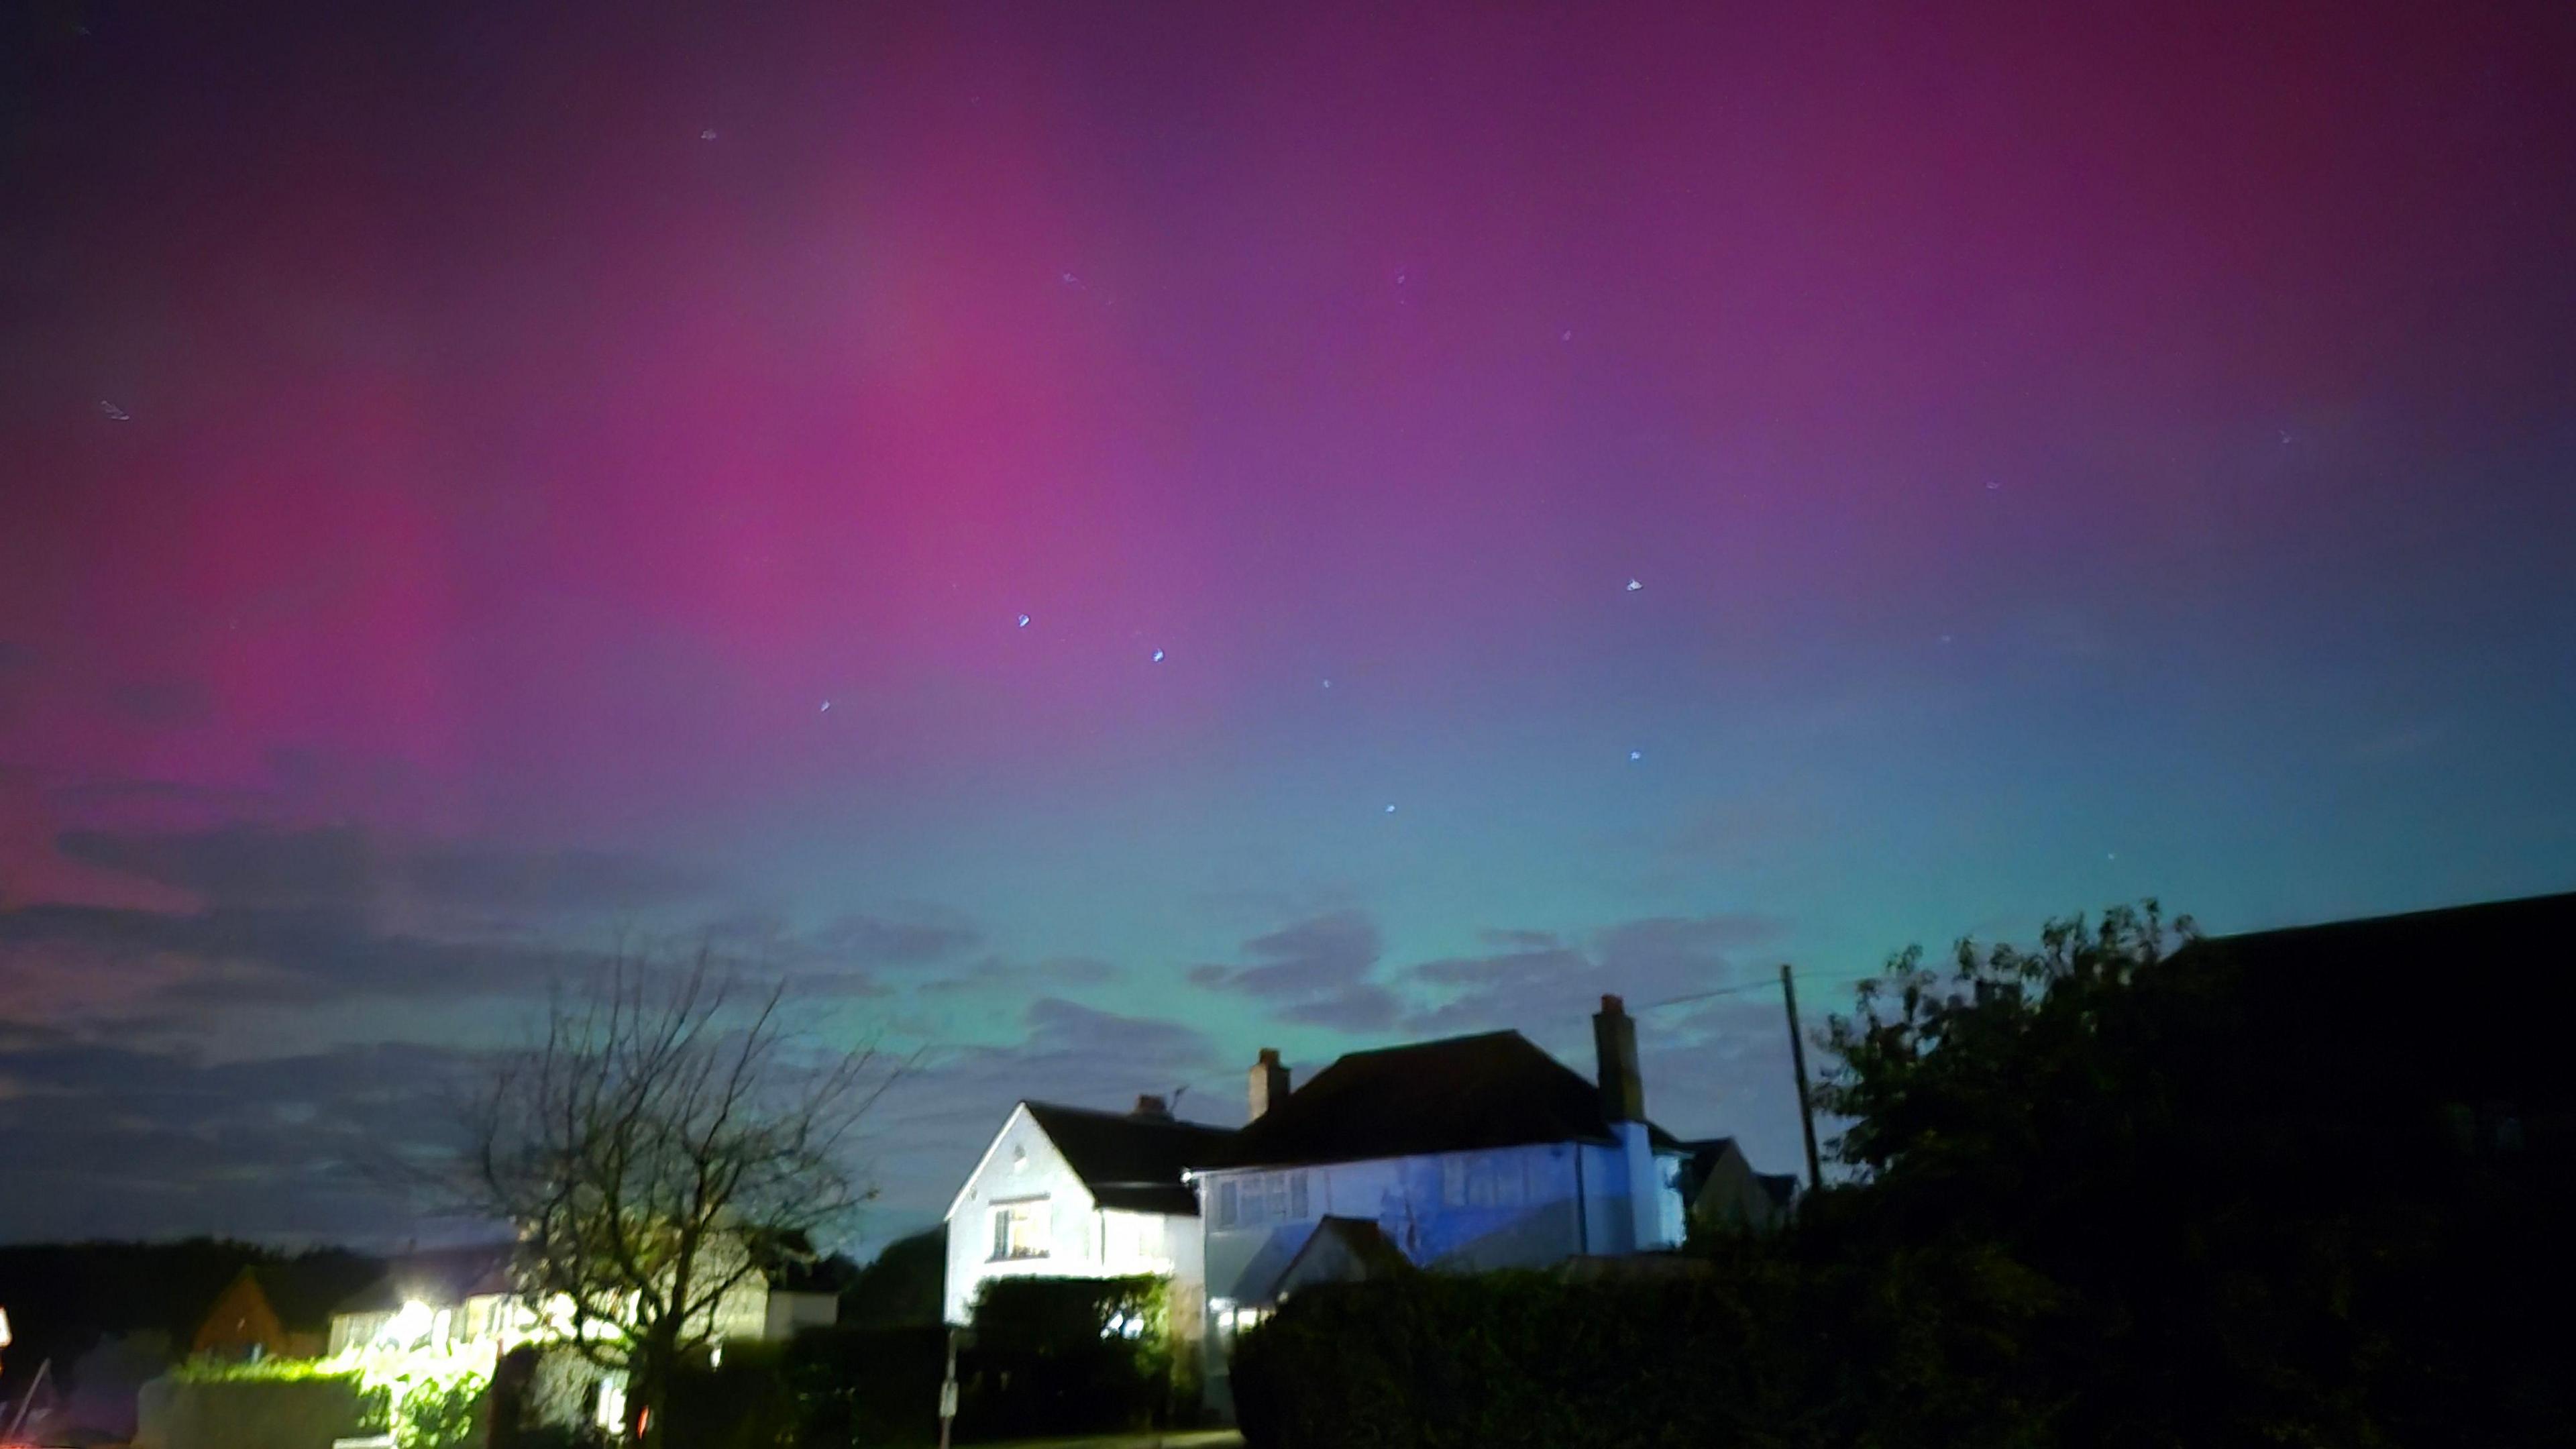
[390, 1365, 490, 1449]
[783, 1324, 949, 1448]
[960, 1275, 1181, 1440]
[667, 1342, 800, 1449]
[1231, 1270, 1798, 1449]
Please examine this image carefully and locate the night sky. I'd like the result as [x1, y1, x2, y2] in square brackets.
[3, 0, 2573, 1251]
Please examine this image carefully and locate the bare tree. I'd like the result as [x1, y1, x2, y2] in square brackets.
[467, 949, 898, 1448]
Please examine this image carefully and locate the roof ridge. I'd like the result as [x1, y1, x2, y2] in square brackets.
[2203, 888, 2576, 944]
[1323, 1028, 1530, 1061]
[1022, 1097, 1234, 1132]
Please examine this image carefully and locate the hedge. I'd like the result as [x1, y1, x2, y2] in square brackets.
[960, 1275, 1189, 1440]
[783, 1326, 949, 1448]
[1230, 1270, 1803, 1449]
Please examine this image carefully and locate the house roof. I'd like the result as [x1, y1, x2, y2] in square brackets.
[1203, 1030, 1681, 1171]
[194, 1268, 289, 1353]
[2171, 890, 2576, 1107]
[1680, 1136, 1743, 1170]
[1265, 1216, 1415, 1301]
[1022, 1100, 1235, 1216]
[336, 1242, 517, 1316]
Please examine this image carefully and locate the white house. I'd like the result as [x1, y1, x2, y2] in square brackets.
[327, 1240, 841, 1358]
[941, 1097, 1229, 1326]
[945, 995, 1729, 1412]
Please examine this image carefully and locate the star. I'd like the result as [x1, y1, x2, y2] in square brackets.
[1561, 330, 1574, 342]
[1625, 578, 1642, 592]
[97, 400, 130, 421]
[1384, 804, 1397, 814]
[1151, 649, 1165, 662]
[1984, 479, 2002, 492]
[1628, 749, 1643, 762]
[819, 701, 831, 712]
[1016, 614, 1030, 629]
[700, 127, 718, 141]
[1320, 678, 1332, 689]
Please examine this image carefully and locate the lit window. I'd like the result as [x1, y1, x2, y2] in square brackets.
[991, 1199, 1051, 1260]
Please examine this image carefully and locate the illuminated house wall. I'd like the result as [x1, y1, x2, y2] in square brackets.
[943, 1100, 1217, 1326]
[327, 1248, 832, 1360]
[943, 1000, 1731, 1421]
[1196, 1137, 1684, 1314]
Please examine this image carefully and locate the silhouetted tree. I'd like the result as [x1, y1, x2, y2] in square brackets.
[465, 951, 898, 1449]
[839, 1227, 945, 1330]
[1810, 900, 2567, 1447]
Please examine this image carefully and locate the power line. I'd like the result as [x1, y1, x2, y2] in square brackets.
[1631, 967, 1882, 1016]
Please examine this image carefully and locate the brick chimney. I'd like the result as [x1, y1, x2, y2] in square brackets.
[1248, 1048, 1291, 1122]
[1593, 994, 1665, 1251]
[1593, 994, 1644, 1122]
[1131, 1093, 1172, 1122]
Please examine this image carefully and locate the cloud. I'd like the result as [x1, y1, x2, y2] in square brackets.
[1405, 912, 1784, 1036]
[1189, 910, 1399, 1030]
[0, 902, 588, 1018]
[1021, 997, 1214, 1062]
[0, 1030, 494, 1244]
[812, 909, 984, 967]
[1595, 913, 1784, 971]
[54, 824, 715, 916]
[916, 954, 1118, 997]
[56, 827, 378, 910]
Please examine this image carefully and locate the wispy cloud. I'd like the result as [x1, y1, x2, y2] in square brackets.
[1189, 910, 1399, 1030]
[1405, 912, 1784, 1036]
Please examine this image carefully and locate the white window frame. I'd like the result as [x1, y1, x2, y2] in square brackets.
[991, 1197, 1051, 1260]
[1212, 1170, 1309, 1229]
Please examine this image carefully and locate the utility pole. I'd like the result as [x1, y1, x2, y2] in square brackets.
[937, 1328, 959, 1449]
[1780, 963, 1824, 1191]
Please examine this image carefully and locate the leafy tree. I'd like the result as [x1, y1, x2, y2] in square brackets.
[1811, 900, 2565, 1447]
[465, 951, 900, 1449]
[838, 1228, 944, 1329]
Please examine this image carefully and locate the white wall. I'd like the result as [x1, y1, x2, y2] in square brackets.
[1199, 1138, 1692, 1308]
[945, 1105, 1096, 1323]
[941, 1105, 1206, 1325]
[1199, 1142, 1585, 1309]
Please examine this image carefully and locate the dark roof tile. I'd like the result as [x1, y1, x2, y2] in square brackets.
[1206, 1030, 1678, 1171]
[1023, 1101, 1234, 1216]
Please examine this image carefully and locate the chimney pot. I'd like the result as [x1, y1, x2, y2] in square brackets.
[1132, 1093, 1171, 1120]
